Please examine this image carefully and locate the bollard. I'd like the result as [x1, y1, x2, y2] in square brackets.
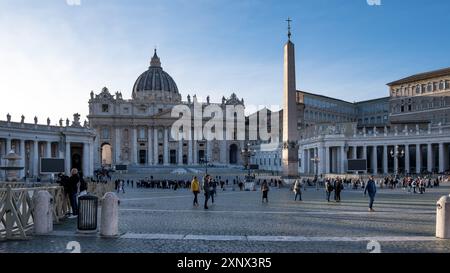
[100, 192, 120, 238]
[436, 195, 450, 239]
[33, 190, 53, 235]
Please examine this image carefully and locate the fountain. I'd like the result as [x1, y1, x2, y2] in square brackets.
[0, 150, 24, 182]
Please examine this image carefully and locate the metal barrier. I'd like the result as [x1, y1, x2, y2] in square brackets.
[0, 184, 70, 240]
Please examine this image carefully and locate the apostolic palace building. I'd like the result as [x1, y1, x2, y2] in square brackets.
[252, 67, 450, 176]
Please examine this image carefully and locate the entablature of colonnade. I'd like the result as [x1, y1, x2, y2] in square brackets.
[299, 128, 450, 147]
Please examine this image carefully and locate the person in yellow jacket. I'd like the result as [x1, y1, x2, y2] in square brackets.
[191, 176, 200, 207]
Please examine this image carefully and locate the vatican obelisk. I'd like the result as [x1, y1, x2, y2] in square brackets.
[282, 18, 299, 183]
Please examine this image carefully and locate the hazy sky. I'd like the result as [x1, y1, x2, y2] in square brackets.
[0, 0, 449, 124]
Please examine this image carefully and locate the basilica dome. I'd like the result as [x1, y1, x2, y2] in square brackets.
[132, 50, 179, 99]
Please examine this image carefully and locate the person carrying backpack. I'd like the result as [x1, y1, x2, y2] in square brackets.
[325, 179, 334, 202]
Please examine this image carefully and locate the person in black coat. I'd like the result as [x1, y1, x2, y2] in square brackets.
[68, 168, 80, 217]
[334, 178, 343, 202]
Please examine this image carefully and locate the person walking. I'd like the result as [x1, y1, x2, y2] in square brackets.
[334, 178, 343, 202]
[293, 179, 302, 201]
[325, 179, 333, 202]
[68, 168, 80, 218]
[203, 175, 212, 209]
[191, 176, 200, 207]
[411, 179, 417, 194]
[261, 180, 269, 203]
[364, 176, 377, 212]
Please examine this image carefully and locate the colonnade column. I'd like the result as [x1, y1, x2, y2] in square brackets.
[383, 145, 388, 174]
[46, 141, 52, 158]
[352, 146, 357, 159]
[33, 140, 39, 177]
[416, 144, 422, 174]
[82, 142, 89, 175]
[65, 141, 71, 176]
[340, 146, 347, 174]
[372, 146, 377, 175]
[427, 143, 433, 172]
[6, 138, 11, 153]
[439, 143, 445, 173]
[325, 146, 330, 174]
[19, 140, 25, 179]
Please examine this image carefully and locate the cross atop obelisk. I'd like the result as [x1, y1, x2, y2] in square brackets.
[286, 17, 292, 41]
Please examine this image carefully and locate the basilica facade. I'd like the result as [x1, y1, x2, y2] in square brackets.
[88, 50, 246, 170]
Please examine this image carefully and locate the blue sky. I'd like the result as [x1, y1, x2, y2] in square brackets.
[0, 0, 449, 123]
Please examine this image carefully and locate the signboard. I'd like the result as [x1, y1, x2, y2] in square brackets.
[40, 158, 65, 174]
[347, 159, 367, 172]
[115, 164, 128, 171]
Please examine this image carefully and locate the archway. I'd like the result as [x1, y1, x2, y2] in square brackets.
[101, 143, 112, 167]
[229, 144, 238, 164]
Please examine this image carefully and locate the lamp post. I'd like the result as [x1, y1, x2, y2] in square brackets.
[390, 145, 404, 175]
[201, 155, 208, 175]
[241, 143, 254, 177]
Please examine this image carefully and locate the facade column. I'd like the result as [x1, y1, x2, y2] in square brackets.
[207, 140, 213, 163]
[427, 143, 433, 172]
[115, 128, 121, 164]
[220, 140, 227, 164]
[131, 128, 137, 164]
[372, 146, 377, 175]
[147, 127, 152, 166]
[325, 146, 330, 174]
[405, 144, 410, 174]
[340, 146, 347, 174]
[362, 146, 367, 160]
[178, 137, 183, 165]
[65, 141, 71, 175]
[416, 144, 421, 174]
[439, 143, 445, 173]
[153, 127, 159, 165]
[163, 127, 169, 165]
[33, 140, 39, 177]
[19, 139, 25, 179]
[193, 141, 198, 165]
[46, 141, 52, 158]
[82, 142, 89, 175]
[394, 145, 399, 174]
[188, 134, 193, 165]
[383, 145, 388, 174]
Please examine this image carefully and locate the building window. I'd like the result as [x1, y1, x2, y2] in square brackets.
[433, 82, 438, 91]
[427, 83, 432, 92]
[139, 128, 146, 139]
[421, 84, 426, 93]
[415, 85, 420, 94]
[439, 81, 445, 90]
[102, 104, 109, 113]
[446, 80, 450, 89]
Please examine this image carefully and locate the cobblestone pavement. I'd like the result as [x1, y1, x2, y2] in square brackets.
[2, 180, 450, 253]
